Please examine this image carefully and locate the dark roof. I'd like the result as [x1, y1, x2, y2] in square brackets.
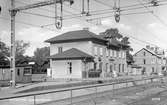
[49, 48, 94, 60]
[45, 30, 106, 43]
[133, 48, 162, 58]
[0, 64, 33, 69]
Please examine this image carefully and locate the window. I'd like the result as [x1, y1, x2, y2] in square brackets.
[94, 47, 98, 55]
[67, 62, 72, 74]
[119, 51, 121, 58]
[122, 64, 124, 73]
[106, 49, 109, 57]
[114, 50, 117, 57]
[99, 62, 103, 70]
[119, 64, 121, 72]
[94, 62, 97, 70]
[152, 67, 155, 73]
[110, 65, 113, 72]
[100, 48, 103, 56]
[151, 58, 155, 64]
[116, 51, 119, 57]
[110, 50, 112, 57]
[24, 68, 31, 75]
[105, 63, 108, 72]
[122, 52, 124, 58]
[114, 64, 116, 70]
[143, 52, 146, 56]
[143, 59, 146, 64]
[58, 47, 63, 53]
[112, 50, 114, 57]
[17, 69, 20, 76]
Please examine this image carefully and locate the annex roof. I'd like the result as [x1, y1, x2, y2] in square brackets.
[49, 48, 94, 60]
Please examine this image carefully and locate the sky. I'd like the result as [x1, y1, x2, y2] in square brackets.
[0, 0, 167, 56]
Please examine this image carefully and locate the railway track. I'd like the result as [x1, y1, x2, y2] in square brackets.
[39, 81, 167, 105]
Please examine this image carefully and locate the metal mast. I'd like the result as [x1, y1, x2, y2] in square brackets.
[11, 0, 16, 88]
[10, 0, 73, 87]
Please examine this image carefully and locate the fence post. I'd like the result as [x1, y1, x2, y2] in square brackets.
[113, 84, 114, 96]
[94, 86, 97, 105]
[34, 95, 36, 105]
[70, 89, 73, 105]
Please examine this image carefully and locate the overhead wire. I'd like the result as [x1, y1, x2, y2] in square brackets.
[137, 0, 167, 28]
[15, 0, 167, 22]
[4, 0, 167, 48]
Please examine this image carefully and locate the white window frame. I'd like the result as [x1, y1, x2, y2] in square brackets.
[119, 51, 121, 58]
[100, 48, 103, 56]
[94, 47, 98, 55]
[110, 49, 112, 57]
[114, 50, 117, 57]
[106, 48, 109, 57]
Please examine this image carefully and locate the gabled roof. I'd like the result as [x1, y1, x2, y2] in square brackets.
[49, 48, 94, 60]
[133, 48, 162, 58]
[45, 30, 106, 43]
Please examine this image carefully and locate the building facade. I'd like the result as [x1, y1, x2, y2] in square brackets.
[46, 30, 128, 79]
[0, 64, 32, 83]
[133, 48, 166, 75]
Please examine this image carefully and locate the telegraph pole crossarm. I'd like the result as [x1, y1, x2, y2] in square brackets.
[11, 0, 73, 12]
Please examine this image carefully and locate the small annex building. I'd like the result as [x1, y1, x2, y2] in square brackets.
[0, 64, 33, 83]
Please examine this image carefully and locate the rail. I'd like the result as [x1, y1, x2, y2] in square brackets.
[0, 76, 165, 105]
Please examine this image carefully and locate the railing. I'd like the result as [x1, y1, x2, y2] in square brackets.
[0, 76, 165, 105]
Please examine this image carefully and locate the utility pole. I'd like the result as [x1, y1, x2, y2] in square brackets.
[9, 0, 74, 88]
[11, 0, 16, 87]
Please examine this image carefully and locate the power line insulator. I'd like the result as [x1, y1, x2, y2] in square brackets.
[150, 0, 159, 6]
[56, 19, 62, 29]
[70, 0, 74, 5]
[115, 8, 120, 23]
[86, 12, 91, 16]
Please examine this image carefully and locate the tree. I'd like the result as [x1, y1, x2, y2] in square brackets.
[0, 40, 30, 66]
[100, 28, 123, 40]
[121, 36, 134, 65]
[100, 28, 134, 65]
[15, 40, 30, 65]
[33, 47, 50, 73]
[0, 41, 10, 66]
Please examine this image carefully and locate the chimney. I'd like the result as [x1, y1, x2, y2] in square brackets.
[83, 27, 89, 31]
[146, 45, 150, 50]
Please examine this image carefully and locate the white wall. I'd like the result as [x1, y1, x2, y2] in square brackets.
[50, 41, 93, 55]
[51, 60, 82, 79]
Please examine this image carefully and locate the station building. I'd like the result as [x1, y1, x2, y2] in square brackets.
[45, 29, 129, 79]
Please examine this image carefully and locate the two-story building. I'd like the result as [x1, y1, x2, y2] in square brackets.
[45, 29, 128, 79]
[133, 48, 166, 75]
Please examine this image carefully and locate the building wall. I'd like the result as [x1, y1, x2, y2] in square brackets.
[50, 41, 93, 55]
[51, 60, 82, 79]
[0, 67, 32, 83]
[92, 43, 127, 77]
[0, 68, 11, 80]
[50, 41, 127, 78]
[133, 49, 164, 75]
